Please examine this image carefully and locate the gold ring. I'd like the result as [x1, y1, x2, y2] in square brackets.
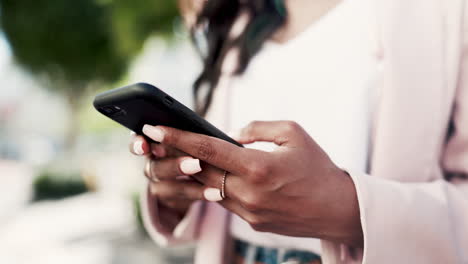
[221, 170, 228, 199]
[145, 159, 159, 183]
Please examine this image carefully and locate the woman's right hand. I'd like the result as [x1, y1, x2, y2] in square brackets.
[129, 134, 206, 221]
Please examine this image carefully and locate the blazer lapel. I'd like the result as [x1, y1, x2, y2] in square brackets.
[371, 0, 447, 181]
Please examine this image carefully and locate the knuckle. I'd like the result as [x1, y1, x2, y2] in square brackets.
[157, 182, 179, 199]
[162, 129, 173, 144]
[241, 121, 260, 139]
[283, 121, 301, 134]
[246, 121, 261, 131]
[248, 217, 268, 232]
[243, 201, 260, 212]
[251, 223, 268, 232]
[149, 182, 161, 197]
[164, 145, 179, 158]
[164, 201, 178, 208]
[196, 138, 217, 161]
[162, 127, 178, 146]
[180, 185, 200, 200]
[240, 194, 263, 212]
[246, 161, 270, 180]
[173, 187, 188, 199]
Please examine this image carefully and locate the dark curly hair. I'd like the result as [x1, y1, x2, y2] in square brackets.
[192, 0, 287, 115]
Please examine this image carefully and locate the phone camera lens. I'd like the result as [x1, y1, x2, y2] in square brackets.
[101, 106, 122, 115]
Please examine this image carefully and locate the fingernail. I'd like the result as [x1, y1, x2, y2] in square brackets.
[130, 131, 136, 136]
[133, 140, 144, 155]
[204, 188, 223, 202]
[180, 159, 202, 175]
[142, 125, 165, 142]
[149, 183, 157, 195]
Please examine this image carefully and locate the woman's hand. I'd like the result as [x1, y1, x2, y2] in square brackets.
[141, 121, 363, 247]
[129, 134, 206, 229]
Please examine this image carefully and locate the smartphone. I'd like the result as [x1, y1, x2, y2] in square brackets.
[93, 83, 242, 147]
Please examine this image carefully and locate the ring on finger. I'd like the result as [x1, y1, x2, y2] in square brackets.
[144, 159, 159, 183]
[221, 170, 228, 199]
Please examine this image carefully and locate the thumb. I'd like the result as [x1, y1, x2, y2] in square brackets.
[236, 121, 306, 146]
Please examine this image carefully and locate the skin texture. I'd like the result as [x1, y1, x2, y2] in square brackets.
[130, 121, 363, 247]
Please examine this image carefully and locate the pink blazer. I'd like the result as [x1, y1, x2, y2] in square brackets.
[141, 0, 468, 263]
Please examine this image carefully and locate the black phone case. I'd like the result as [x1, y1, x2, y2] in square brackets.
[93, 83, 242, 147]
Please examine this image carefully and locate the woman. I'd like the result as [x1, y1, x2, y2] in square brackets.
[130, 0, 468, 263]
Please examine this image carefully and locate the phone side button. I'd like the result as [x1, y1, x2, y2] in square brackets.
[164, 96, 174, 106]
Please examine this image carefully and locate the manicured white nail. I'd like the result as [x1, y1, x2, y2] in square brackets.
[142, 125, 165, 142]
[130, 131, 136, 136]
[204, 188, 223, 202]
[180, 159, 202, 175]
[149, 183, 157, 195]
[133, 140, 144, 155]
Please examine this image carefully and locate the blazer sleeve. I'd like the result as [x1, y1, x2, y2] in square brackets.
[140, 185, 204, 247]
[321, 6, 468, 263]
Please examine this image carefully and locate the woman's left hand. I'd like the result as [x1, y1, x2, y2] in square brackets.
[142, 121, 363, 247]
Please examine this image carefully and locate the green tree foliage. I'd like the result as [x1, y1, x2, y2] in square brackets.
[33, 170, 88, 201]
[0, 0, 179, 148]
[0, 0, 178, 91]
[110, 0, 180, 59]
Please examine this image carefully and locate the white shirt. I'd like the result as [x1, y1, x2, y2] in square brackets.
[206, 0, 381, 254]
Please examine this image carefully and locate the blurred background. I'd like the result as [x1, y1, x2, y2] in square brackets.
[0, 1, 200, 263]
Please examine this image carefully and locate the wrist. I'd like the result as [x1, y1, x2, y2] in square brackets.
[324, 168, 363, 247]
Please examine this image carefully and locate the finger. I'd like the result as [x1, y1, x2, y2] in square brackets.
[144, 160, 196, 183]
[237, 121, 306, 146]
[146, 160, 242, 203]
[142, 125, 261, 175]
[149, 180, 205, 201]
[150, 143, 166, 158]
[180, 163, 227, 194]
[189, 166, 248, 206]
[203, 187, 224, 202]
[161, 200, 193, 214]
[147, 157, 202, 180]
[201, 184, 240, 203]
[148, 179, 227, 203]
[129, 134, 150, 156]
[150, 143, 186, 158]
[144, 159, 159, 182]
